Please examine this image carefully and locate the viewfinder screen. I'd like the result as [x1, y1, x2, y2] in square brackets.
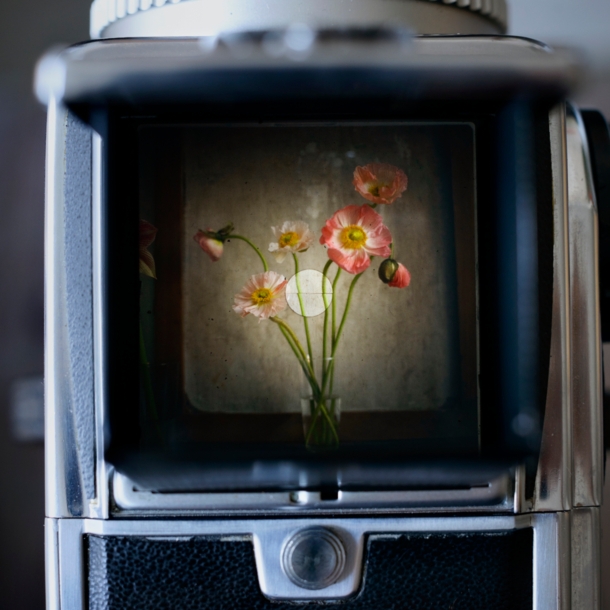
[138, 122, 478, 457]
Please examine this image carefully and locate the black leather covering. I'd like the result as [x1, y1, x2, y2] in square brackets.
[87, 529, 532, 609]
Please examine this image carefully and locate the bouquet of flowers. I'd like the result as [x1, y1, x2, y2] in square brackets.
[194, 162, 411, 449]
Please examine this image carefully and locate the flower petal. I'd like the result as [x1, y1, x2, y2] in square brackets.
[194, 230, 224, 262]
[389, 263, 411, 288]
[139, 248, 156, 279]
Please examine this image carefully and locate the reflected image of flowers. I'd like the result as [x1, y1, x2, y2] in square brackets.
[320, 204, 392, 274]
[353, 162, 408, 205]
[233, 271, 288, 320]
[139, 219, 157, 278]
[268, 220, 315, 263]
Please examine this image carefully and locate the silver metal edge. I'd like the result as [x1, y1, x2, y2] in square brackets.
[533, 511, 571, 610]
[54, 513, 558, 604]
[570, 507, 601, 609]
[534, 103, 572, 512]
[566, 104, 604, 508]
[45, 519, 60, 610]
[111, 471, 514, 515]
[90, 132, 110, 520]
[90, 0, 506, 40]
[58, 519, 86, 610]
[45, 98, 74, 519]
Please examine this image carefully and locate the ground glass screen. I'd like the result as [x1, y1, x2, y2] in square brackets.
[138, 122, 479, 455]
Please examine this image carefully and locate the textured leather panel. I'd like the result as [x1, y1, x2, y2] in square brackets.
[88, 529, 532, 609]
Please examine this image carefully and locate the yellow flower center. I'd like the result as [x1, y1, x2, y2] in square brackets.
[367, 182, 387, 197]
[251, 288, 272, 306]
[279, 231, 299, 247]
[340, 225, 367, 249]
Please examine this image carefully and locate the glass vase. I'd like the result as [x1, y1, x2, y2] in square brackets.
[300, 357, 341, 450]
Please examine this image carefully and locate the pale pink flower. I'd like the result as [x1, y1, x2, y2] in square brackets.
[353, 163, 408, 205]
[233, 271, 288, 320]
[320, 204, 392, 274]
[140, 219, 157, 279]
[268, 220, 315, 263]
[194, 229, 224, 262]
[389, 263, 411, 288]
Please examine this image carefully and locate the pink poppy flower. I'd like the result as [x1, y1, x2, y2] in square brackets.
[389, 263, 411, 288]
[353, 163, 408, 205]
[233, 271, 288, 320]
[194, 229, 224, 262]
[140, 219, 157, 279]
[268, 220, 315, 263]
[320, 204, 392, 274]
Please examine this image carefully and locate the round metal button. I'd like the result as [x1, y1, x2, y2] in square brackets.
[281, 527, 346, 590]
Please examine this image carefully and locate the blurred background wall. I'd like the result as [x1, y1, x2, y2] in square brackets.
[0, 1, 609, 608]
[0, 2, 88, 608]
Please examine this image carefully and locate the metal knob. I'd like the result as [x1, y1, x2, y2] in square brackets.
[281, 528, 346, 590]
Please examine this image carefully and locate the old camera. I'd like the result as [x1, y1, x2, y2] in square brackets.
[38, 0, 608, 608]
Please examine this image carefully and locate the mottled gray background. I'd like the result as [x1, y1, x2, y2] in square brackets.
[180, 124, 475, 415]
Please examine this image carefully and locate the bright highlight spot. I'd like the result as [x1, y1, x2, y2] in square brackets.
[286, 270, 333, 317]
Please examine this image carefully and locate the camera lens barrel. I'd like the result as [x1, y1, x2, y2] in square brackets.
[90, 0, 508, 39]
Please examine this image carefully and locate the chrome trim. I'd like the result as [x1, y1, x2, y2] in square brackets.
[534, 104, 572, 512]
[90, 132, 110, 520]
[533, 511, 570, 610]
[45, 519, 60, 610]
[566, 104, 604, 508]
[57, 519, 86, 610]
[45, 95, 65, 518]
[90, 0, 506, 40]
[112, 470, 515, 515]
[35, 37, 579, 109]
[571, 507, 601, 609]
[51, 513, 564, 605]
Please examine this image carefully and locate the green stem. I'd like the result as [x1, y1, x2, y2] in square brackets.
[322, 272, 364, 396]
[305, 395, 339, 447]
[390, 242, 395, 258]
[331, 267, 342, 346]
[139, 322, 162, 441]
[227, 234, 268, 272]
[321, 260, 333, 367]
[270, 317, 319, 396]
[275, 323, 313, 386]
[293, 254, 314, 369]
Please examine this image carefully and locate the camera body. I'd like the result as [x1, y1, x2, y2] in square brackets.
[40, 1, 607, 608]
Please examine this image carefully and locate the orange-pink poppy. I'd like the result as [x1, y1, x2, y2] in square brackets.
[353, 163, 408, 205]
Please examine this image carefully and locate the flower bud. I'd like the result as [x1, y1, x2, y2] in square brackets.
[389, 263, 411, 288]
[378, 258, 399, 283]
[194, 229, 224, 262]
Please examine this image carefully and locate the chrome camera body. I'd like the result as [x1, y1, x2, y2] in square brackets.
[40, 1, 608, 608]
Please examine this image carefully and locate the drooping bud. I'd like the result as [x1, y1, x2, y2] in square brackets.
[194, 229, 224, 262]
[193, 223, 235, 262]
[378, 258, 399, 284]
